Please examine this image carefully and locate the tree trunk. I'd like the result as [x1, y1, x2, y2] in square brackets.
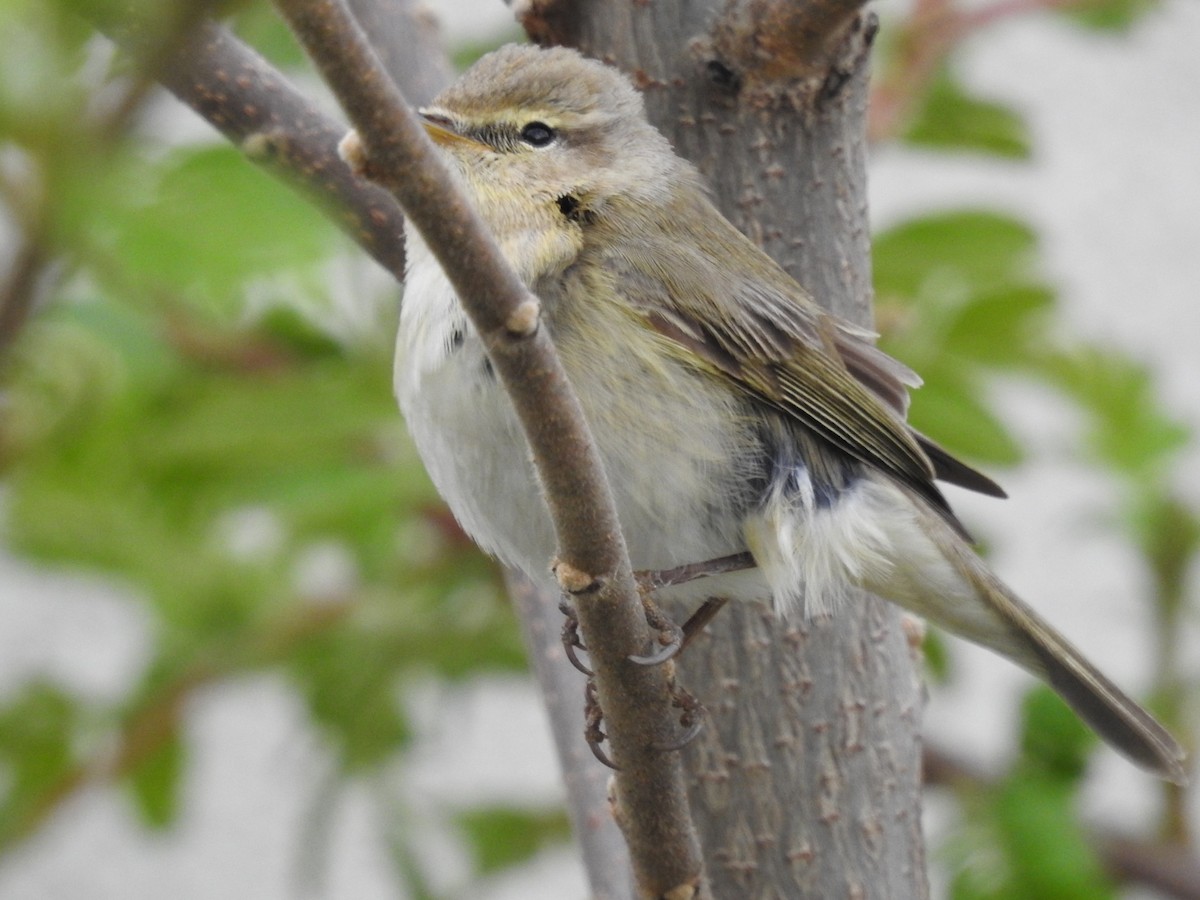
[521, 2, 929, 896]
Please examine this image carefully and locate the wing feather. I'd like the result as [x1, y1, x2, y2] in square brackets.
[601, 193, 1003, 530]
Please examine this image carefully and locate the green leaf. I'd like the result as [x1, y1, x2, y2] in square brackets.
[456, 807, 571, 875]
[291, 638, 412, 771]
[1016, 687, 1092, 782]
[908, 375, 1023, 466]
[874, 211, 1039, 305]
[1040, 347, 1190, 480]
[993, 776, 1114, 899]
[942, 286, 1054, 369]
[107, 144, 339, 314]
[0, 681, 80, 847]
[904, 68, 1031, 159]
[922, 628, 952, 683]
[127, 727, 186, 829]
[1060, 0, 1157, 32]
[0, 1, 93, 139]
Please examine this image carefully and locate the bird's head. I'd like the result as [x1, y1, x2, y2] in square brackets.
[418, 44, 684, 226]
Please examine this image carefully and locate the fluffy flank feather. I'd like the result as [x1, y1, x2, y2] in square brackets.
[745, 473, 896, 618]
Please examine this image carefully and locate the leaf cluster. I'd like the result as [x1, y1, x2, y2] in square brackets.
[0, 3, 551, 889]
[874, 0, 1196, 893]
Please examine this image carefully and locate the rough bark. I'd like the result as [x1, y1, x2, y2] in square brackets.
[516, 2, 929, 896]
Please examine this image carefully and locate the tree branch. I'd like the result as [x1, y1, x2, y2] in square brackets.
[149, 19, 408, 280]
[708, 0, 872, 92]
[0, 234, 50, 364]
[344, 0, 453, 107]
[271, 1, 707, 895]
[88, 4, 410, 279]
[505, 571, 633, 900]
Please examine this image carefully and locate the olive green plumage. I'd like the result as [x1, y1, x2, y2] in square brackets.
[394, 44, 1186, 783]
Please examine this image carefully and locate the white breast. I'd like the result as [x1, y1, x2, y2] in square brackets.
[395, 230, 558, 574]
[395, 229, 758, 585]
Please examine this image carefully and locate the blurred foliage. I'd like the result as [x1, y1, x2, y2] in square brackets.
[456, 807, 573, 875]
[902, 68, 1031, 159]
[874, 0, 1196, 892]
[875, 210, 1052, 465]
[1060, 0, 1158, 31]
[0, 0, 1193, 897]
[0, 0, 550, 891]
[943, 689, 1113, 900]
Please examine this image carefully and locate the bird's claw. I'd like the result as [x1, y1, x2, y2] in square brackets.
[628, 593, 685, 666]
[652, 678, 706, 752]
[584, 678, 618, 770]
[628, 626, 684, 666]
[558, 598, 593, 675]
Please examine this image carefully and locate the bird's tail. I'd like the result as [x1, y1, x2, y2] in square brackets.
[863, 481, 1187, 784]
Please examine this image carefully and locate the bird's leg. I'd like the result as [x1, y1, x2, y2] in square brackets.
[558, 597, 593, 675]
[678, 596, 730, 646]
[629, 551, 754, 665]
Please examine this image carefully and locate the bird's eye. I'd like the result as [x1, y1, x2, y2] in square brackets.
[519, 121, 556, 147]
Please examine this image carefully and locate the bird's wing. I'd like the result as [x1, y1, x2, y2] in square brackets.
[607, 203, 1002, 532]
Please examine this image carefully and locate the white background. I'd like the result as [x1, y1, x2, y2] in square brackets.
[1, 0, 1198, 897]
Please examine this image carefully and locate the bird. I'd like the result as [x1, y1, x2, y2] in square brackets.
[391, 42, 1186, 783]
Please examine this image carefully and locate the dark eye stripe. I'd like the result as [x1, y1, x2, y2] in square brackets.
[461, 121, 558, 152]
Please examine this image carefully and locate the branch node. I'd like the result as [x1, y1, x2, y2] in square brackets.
[505, 297, 541, 337]
[900, 613, 926, 656]
[241, 129, 285, 160]
[663, 879, 701, 900]
[336, 128, 370, 178]
[554, 558, 605, 595]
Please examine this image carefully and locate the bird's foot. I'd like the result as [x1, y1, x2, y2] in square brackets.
[558, 597, 593, 675]
[584, 677, 617, 769]
[625, 552, 752, 666]
[652, 676, 706, 752]
[628, 592, 732, 666]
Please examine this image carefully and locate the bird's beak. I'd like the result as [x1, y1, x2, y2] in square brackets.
[419, 110, 488, 150]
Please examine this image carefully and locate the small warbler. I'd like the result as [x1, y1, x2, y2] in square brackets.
[394, 43, 1184, 782]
